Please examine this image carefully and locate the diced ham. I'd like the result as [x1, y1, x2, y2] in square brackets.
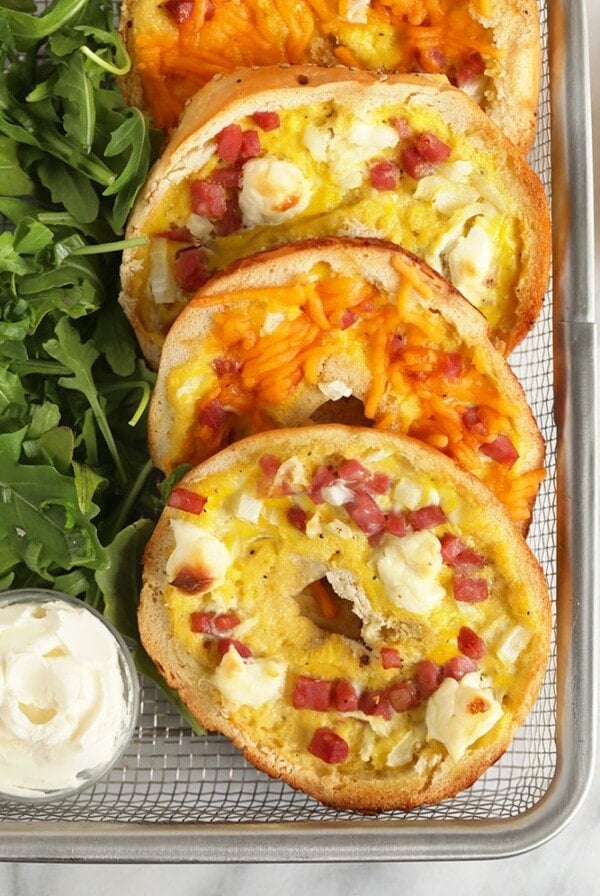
[217, 638, 252, 659]
[385, 511, 407, 538]
[287, 503, 308, 533]
[438, 351, 463, 379]
[212, 612, 241, 633]
[414, 131, 451, 163]
[331, 678, 359, 712]
[198, 399, 228, 431]
[170, 566, 215, 594]
[358, 688, 392, 720]
[216, 123, 243, 163]
[463, 405, 488, 436]
[401, 144, 435, 180]
[167, 487, 207, 515]
[174, 246, 211, 292]
[407, 504, 447, 530]
[189, 612, 214, 633]
[190, 179, 227, 219]
[414, 659, 443, 699]
[164, 0, 193, 23]
[308, 727, 349, 764]
[443, 654, 478, 681]
[338, 309, 358, 330]
[240, 129, 262, 159]
[457, 625, 487, 660]
[370, 160, 400, 190]
[259, 453, 281, 479]
[251, 110, 281, 131]
[207, 166, 242, 189]
[402, 131, 451, 180]
[213, 357, 240, 376]
[213, 197, 242, 236]
[479, 434, 519, 468]
[439, 534, 485, 572]
[455, 51, 486, 87]
[337, 459, 391, 494]
[154, 225, 194, 242]
[337, 459, 371, 482]
[308, 465, 337, 504]
[391, 116, 412, 138]
[388, 333, 404, 361]
[381, 647, 403, 669]
[345, 491, 387, 536]
[386, 679, 420, 713]
[190, 611, 240, 634]
[453, 575, 489, 603]
[293, 675, 332, 711]
[417, 46, 448, 74]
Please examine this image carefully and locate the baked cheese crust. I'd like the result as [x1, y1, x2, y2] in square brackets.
[139, 425, 551, 812]
[148, 238, 545, 528]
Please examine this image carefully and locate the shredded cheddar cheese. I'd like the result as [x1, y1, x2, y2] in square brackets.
[163, 264, 544, 523]
[130, 0, 497, 129]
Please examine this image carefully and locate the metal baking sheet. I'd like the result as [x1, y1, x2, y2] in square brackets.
[0, 0, 596, 861]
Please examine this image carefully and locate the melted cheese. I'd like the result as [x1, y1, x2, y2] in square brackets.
[239, 157, 311, 226]
[375, 530, 445, 614]
[425, 672, 503, 762]
[158, 261, 544, 522]
[166, 519, 231, 588]
[213, 646, 287, 708]
[158, 435, 547, 780]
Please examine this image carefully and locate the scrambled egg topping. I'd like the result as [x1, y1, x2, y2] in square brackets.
[134, 100, 521, 346]
[162, 442, 540, 775]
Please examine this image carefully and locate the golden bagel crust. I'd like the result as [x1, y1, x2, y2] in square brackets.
[118, 0, 541, 153]
[139, 425, 552, 813]
[148, 237, 545, 529]
[118, 66, 551, 369]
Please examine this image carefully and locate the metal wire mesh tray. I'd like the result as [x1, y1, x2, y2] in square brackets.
[0, 0, 596, 862]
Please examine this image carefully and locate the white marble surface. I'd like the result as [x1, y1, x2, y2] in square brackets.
[2, 0, 600, 891]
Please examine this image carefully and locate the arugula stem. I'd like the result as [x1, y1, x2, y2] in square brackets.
[80, 46, 131, 77]
[101, 379, 152, 427]
[68, 236, 149, 255]
[108, 458, 154, 543]
[0, 0, 90, 44]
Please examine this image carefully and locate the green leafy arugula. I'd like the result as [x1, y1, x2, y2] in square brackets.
[0, 0, 178, 689]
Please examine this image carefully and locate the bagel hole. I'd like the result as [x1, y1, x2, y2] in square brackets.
[309, 396, 372, 427]
[295, 576, 363, 640]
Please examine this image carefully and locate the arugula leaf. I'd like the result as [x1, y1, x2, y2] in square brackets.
[0, 135, 33, 195]
[0, 427, 107, 580]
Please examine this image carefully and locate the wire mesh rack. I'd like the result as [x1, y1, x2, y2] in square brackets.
[0, 0, 596, 862]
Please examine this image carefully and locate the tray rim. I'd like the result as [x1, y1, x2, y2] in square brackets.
[0, 0, 596, 862]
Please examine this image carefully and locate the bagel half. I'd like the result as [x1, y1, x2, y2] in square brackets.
[139, 425, 551, 813]
[148, 238, 545, 529]
[119, 66, 551, 368]
[119, 0, 541, 152]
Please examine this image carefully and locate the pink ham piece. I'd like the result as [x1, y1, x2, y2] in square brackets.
[167, 487, 207, 514]
[293, 676, 332, 711]
[308, 727, 349, 764]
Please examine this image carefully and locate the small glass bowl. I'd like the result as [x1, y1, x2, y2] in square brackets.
[0, 588, 139, 803]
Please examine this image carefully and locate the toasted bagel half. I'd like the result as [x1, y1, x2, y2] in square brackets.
[148, 238, 545, 528]
[119, 66, 551, 368]
[139, 425, 551, 812]
[119, 0, 541, 152]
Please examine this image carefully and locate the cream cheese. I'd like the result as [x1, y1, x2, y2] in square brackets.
[0, 597, 134, 799]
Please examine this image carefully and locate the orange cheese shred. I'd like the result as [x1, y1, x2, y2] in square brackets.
[178, 269, 542, 520]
